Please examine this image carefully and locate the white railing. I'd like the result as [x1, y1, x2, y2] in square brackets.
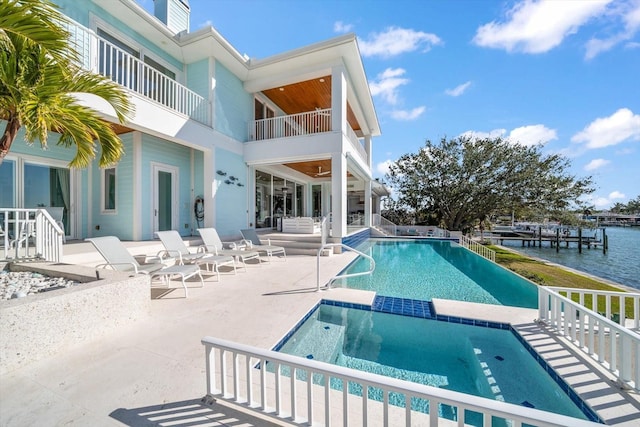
[551, 287, 640, 330]
[346, 124, 368, 161]
[1, 209, 64, 262]
[249, 109, 331, 141]
[201, 336, 600, 426]
[316, 243, 375, 291]
[458, 235, 496, 262]
[538, 287, 640, 391]
[62, 20, 210, 126]
[372, 213, 397, 236]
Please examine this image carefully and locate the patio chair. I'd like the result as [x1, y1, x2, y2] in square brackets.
[85, 236, 203, 298]
[240, 228, 286, 262]
[155, 230, 236, 279]
[197, 228, 261, 271]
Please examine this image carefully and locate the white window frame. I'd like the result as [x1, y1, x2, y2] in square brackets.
[101, 166, 117, 214]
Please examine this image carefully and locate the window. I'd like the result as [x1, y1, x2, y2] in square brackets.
[102, 168, 116, 212]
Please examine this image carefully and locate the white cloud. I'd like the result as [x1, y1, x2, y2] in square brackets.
[571, 108, 640, 149]
[445, 81, 472, 97]
[473, 0, 612, 54]
[369, 68, 409, 105]
[584, 158, 610, 171]
[459, 129, 507, 140]
[585, 1, 640, 59]
[626, 41, 640, 49]
[358, 27, 442, 58]
[390, 106, 426, 121]
[376, 160, 394, 176]
[588, 190, 627, 209]
[334, 21, 354, 33]
[508, 124, 557, 146]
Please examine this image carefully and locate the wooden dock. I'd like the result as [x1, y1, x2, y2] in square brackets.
[486, 227, 610, 254]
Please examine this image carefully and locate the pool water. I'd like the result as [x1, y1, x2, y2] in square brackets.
[277, 304, 590, 422]
[337, 239, 538, 308]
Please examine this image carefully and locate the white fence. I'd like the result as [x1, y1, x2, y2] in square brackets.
[1, 209, 64, 262]
[538, 287, 640, 391]
[372, 214, 397, 236]
[202, 336, 600, 426]
[458, 235, 496, 262]
[63, 20, 210, 125]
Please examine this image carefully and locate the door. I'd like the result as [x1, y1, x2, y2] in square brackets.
[153, 164, 178, 233]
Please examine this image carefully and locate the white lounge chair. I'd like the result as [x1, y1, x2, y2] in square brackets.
[197, 228, 261, 271]
[155, 230, 236, 279]
[85, 236, 203, 298]
[240, 228, 286, 262]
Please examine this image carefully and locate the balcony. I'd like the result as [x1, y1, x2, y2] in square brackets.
[63, 20, 210, 126]
[248, 108, 368, 163]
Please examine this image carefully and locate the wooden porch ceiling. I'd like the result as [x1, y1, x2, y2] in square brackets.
[262, 76, 361, 132]
[283, 159, 352, 179]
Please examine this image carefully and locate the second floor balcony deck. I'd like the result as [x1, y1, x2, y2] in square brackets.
[248, 109, 368, 163]
[63, 19, 210, 127]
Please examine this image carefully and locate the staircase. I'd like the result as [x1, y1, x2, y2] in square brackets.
[256, 231, 325, 256]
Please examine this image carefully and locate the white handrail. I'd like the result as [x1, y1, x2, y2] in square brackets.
[316, 243, 375, 291]
[61, 19, 210, 126]
[372, 213, 397, 236]
[201, 336, 601, 426]
[459, 235, 496, 262]
[1, 208, 63, 262]
[538, 287, 640, 391]
[249, 109, 332, 141]
[550, 287, 640, 330]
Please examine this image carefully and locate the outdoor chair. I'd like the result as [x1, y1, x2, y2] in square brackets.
[85, 236, 203, 298]
[197, 228, 261, 271]
[240, 228, 286, 262]
[155, 230, 236, 279]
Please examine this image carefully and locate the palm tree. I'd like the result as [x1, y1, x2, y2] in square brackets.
[0, 0, 133, 167]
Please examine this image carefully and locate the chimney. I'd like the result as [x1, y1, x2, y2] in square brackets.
[154, 0, 190, 34]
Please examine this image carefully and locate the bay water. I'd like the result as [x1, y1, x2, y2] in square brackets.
[499, 227, 640, 290]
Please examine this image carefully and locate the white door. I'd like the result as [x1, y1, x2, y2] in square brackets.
[152, 163, 178, 233]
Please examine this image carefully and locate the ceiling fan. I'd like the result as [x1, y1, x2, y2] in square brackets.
[315, 166, 331, 177]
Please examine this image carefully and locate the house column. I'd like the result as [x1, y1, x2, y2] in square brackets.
[203, 149, 215, 227]
[364, 179, 372, 227]
[305, 183, 313, 217]
[331, 66, 347, 135]
[331, 153, 347, 238]
[365, 135, 372, 168]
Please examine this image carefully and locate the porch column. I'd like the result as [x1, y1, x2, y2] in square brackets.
[203, 149, 215, 228]
[331, 153, 347, 238]
[365, 135, 372, 168]
[322, 182, 331, 217]
[305, 184, 313, 217]
[364, 179, 372, 227]
[248, 167, 257, 227]
[331, 66, 347, 135]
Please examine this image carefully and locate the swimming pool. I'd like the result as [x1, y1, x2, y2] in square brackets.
[276, 303, 597, 423]
[336, 239, 538, 308]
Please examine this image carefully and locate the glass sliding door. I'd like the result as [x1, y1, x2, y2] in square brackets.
[24, 163, 70, 233]
[255, 171, 272, 228]
[0, 160, 15, 207]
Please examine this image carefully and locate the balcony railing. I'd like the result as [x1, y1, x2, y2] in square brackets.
[249, 109, 332, 141]
[346, 123, 368, 161]
[62, 20, 210, 126]
[1, 209, 64, 262]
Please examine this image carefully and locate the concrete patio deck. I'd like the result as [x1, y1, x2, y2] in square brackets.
[1, 240, 639, 426]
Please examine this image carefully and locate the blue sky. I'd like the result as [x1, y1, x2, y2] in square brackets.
[139, 0, 640, 210]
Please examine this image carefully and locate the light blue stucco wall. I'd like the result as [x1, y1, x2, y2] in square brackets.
[214, 61, 251, 142]
[214, 148, 248, 236]
[89, 133, 135, 240]
[187, 59, 210, 100]
[55, 0, 183, 73]
[140, 135, 194, 239]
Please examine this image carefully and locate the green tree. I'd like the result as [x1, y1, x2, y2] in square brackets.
[386, 136, 594, 231]
[0, 0, 133, 167]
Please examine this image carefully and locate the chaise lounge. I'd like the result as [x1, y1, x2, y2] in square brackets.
[240, 228, 286, 262]
[197, 228, 261, 271]
[85, 235, 203, 298]
[155, 230, 237, 280]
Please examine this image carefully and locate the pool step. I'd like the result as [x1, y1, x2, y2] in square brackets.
[372, 296, 435, 319]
